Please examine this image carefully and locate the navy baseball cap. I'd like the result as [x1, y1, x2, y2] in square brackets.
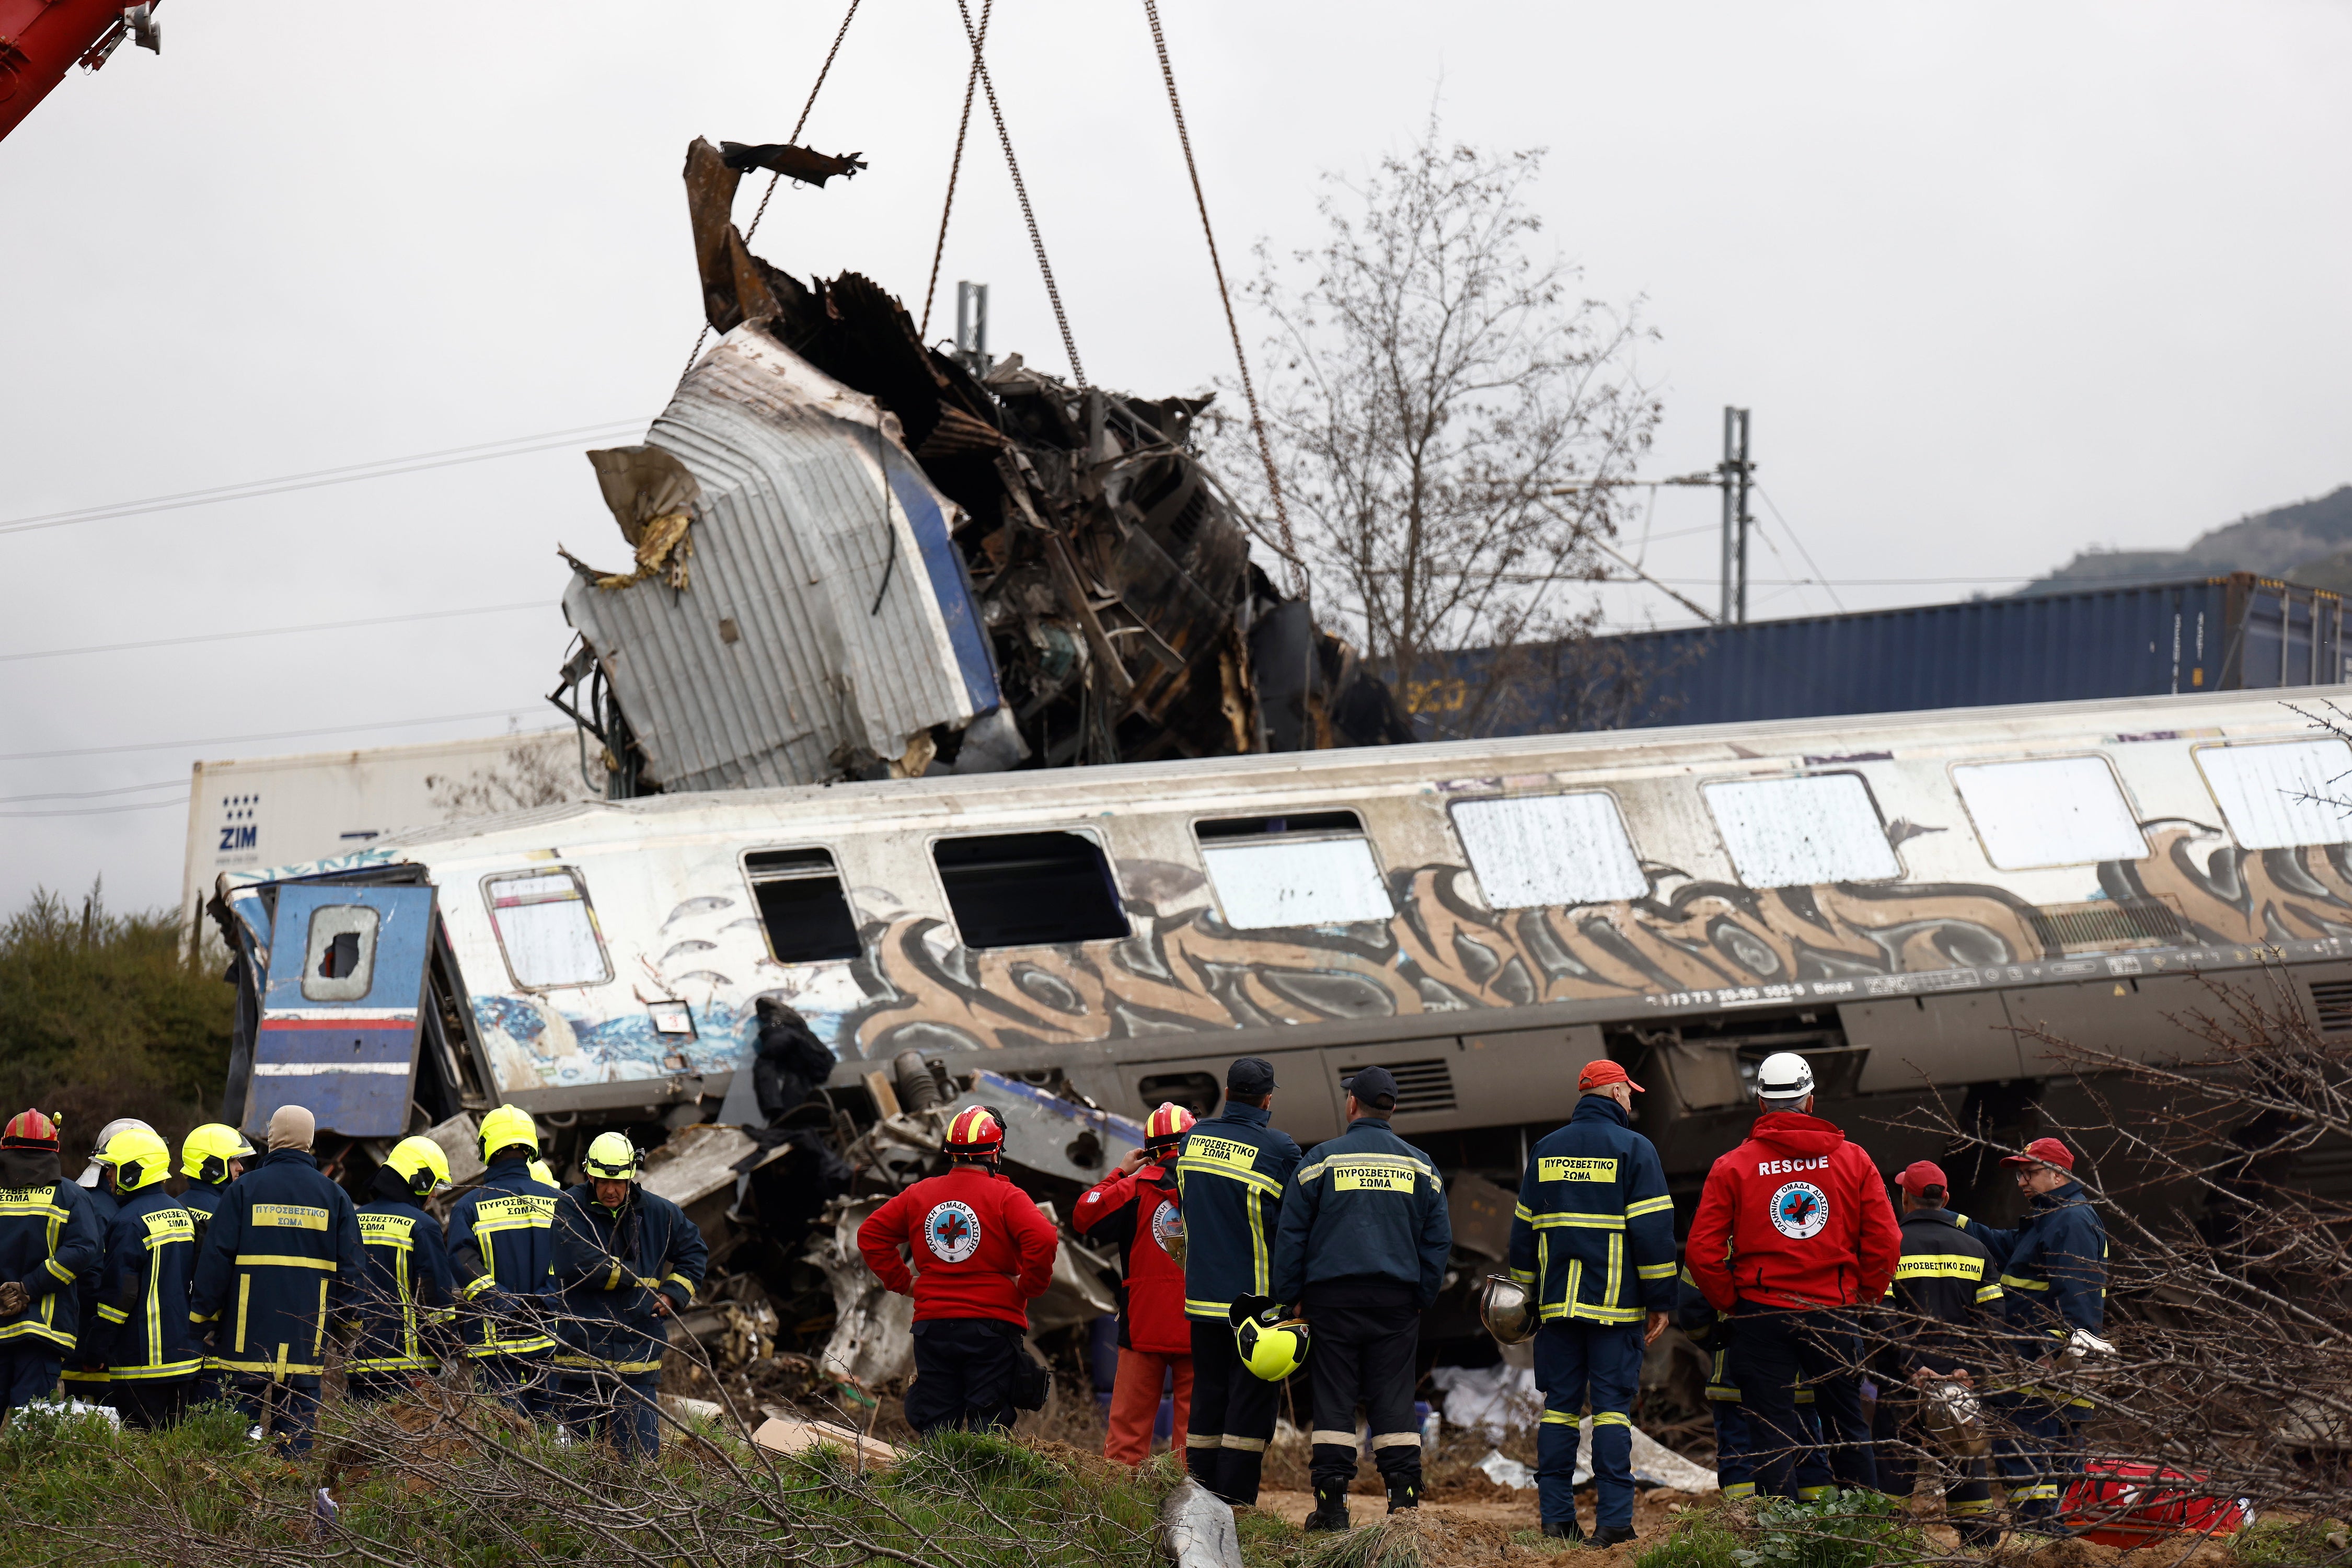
[1343, 1066, 1398, 1108]
[1226, 1057, 1277, 1096]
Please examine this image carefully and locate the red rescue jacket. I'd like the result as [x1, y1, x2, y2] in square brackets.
[1072, 1160, 1190, 1357]
[857, 1163, 1059, 1329]
[1686, 1112, 1901, 1312]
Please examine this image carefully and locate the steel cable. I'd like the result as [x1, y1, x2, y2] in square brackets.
[1138, 0, 1302, 596]
[919, 0, 993, 341]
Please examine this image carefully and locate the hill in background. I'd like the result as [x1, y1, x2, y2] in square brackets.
[2019, 483, 2352, 596]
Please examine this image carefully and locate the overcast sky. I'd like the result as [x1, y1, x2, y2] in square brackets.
[3, 0, 2347, 915]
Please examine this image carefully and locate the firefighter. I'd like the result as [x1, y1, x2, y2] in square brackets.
[0, 1110, 103, 1427]
[178, 1123, 254, 1409]
[189, 1105, 364, 1455]
[858, 1107, 1058, 1435]
[447, 1104, 562, 1417]
[1686, 1052, 1901, 1499]
[551, 1133, 709, 1459]
[1072, 1102, 1196, 1467]
[90, 1127, 202, 1429]
[1959, 1137, 2107, 1531]
[1270, 1067, 1452, 1531]
[1875, 1161, 2001, 1541]
[344, 1136, 458, 1402]
[1506, 1061, 1676, 1544]
[62, 1115, 152, 1407]
[1172, 1057, 1301, 1508]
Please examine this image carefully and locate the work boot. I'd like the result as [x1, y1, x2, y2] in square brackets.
[1386, 1472, 1422, 1514]
[1304, 1483, 1351, 1533]
[1593, 1524, 1639, 1547]
[1542, 1518, 1587, 1543]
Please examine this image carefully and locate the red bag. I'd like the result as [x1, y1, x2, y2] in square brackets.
[2063, 1459, 2252, 1547]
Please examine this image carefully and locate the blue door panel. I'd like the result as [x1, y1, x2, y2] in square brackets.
[248, 883, 434, 1139]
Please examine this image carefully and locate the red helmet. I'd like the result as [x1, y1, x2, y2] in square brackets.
[2, 1110, 59, 1150]
[945, 1106, 1005, 1157]
[1144, 1102, 1196, 1151]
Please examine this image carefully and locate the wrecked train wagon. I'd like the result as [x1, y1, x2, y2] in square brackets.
[214, 684, 2352, 1218]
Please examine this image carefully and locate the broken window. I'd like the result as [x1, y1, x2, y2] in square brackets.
[1951, 756, 2147, 869]
[1703, 774, 1899, 888]
[933, 831, 1128, 949]
[1451, 793, 1648, 908]
[300, 904, 378, 1002]
[2195, 739, 2352, 849]
[483, 868, 612, 989]
[744, 848, 862, 963]
[1196, 810, 1394, 929]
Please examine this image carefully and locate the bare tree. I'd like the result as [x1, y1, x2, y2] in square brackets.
[1225, 111, 1663, 740]
[426, 731, 590, 821]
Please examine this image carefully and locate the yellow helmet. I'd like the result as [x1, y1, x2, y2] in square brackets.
[1231, 1295, 1310, 1382]
[528, 1158, 558, 1189]
[479, 1104, 539, 1161]
[383, 1136, 453, 1200]
[102, 1127, 174, 1194]
[180, 1123, 257, 1184]
[582, 1132, 640, 1181]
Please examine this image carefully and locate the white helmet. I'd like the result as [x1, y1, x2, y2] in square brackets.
[78, 1117, 158, 1189]
[1755, 1052, 1815, 1104]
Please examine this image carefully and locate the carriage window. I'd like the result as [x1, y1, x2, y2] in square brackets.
[934, 831, 1128, 949]
[1451, 794, 1647, 908]
[1951, 757, 2147, 869]
[2195, 739, 2352, 850]
[483, 869, 612, 989]
[1196, 810, 1394, 928]
[300, 905, 378, 1002]
[744, 848, 862, 963]
[1703, 774, 1899, 887]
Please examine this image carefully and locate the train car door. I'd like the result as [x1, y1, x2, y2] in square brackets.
[245, 883, 434, 1139]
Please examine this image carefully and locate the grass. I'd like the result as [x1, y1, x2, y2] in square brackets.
[2233, 1518, 2352, 1567]
[1635, 1492, 1929, 1568]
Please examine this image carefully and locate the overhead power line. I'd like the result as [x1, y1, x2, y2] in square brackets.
[0, 795, 190, 820]
[0, 706, 541, 765]
[0, 599, 552, 665]
[0, 777, 184, 804]
[0, 419, 644, 538]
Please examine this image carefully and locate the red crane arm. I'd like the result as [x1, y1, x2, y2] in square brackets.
[0, 0, 159, 145]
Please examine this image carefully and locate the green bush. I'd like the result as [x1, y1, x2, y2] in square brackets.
[1732, 1490, 1929, 1568]
[2234, 1517, 2352, 1567]
[1636, 1504, 1747, 1568]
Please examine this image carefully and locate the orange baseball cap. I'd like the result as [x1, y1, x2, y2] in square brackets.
[1578, 1060, 1645, 1093]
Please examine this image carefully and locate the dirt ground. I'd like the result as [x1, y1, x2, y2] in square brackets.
[1249, 1485, 1708, 1564]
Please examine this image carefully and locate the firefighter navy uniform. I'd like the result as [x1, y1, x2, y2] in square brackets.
[0, 1116, 103, 1417]
[177, 1122, 254, 1408]
[93, 1180, 203, 1428]
[447, 1154, 562, 1417]
[1959, 1160, 2107, 1526]
[551, 1172, 708, 1459]
[188, 1145, 364, 1454]
[1877, 1191, 2001, 1535]
[1172, 1063, 1301, 1508]
[60, 1183, 119, 1404]
[1673, 1262, 1834, 1502]
[1508, 1086, 1677, 1537]
[345, 1165, 458, 1401]
[1073, 1127, 1194, 1466]
[1271, 1089, 1450, 1521]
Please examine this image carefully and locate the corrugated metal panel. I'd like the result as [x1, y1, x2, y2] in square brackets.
[563, 327, 998, 791]
[1415, 574, 2345, 736]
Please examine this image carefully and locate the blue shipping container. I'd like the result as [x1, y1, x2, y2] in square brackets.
[1408, 573, 2347, 737]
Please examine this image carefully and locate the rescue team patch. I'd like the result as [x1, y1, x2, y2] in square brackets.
[1184, 1136, 1260, 1172]
[251, 1204, 330, 1231]
[472, 1194, 557, 1225]
[1538, 1156, 1619, 1183]
[925, 1200, 982, 1263]
[359, 1212, 418, 1247]
[1331, 1162, 1411, 1193]
[1770, 1181, 1829, 1239]
[1150, 1203, 1183, 1254]
[140, 1208, 195, 1243]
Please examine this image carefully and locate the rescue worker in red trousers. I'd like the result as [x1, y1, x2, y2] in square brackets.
[858, 1107, 1058, 1435]
[0, 1111, 103, 1427]
[189, 1105, 364, 1455]
[90, 1127, 203, 1429]
[1874, 1161, 2001, 1543]
[1687, 1052, 1901, 1498]
[1173, 1057, 1301, 1508]
[1957, 1137, 2108, 1532]
[1073, 1102, 1196, 1466]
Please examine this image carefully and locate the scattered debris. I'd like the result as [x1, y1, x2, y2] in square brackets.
[751, 1415, 900, 1472]
[1475, 1448, 1535, 1491]
[1160, 1478, 1243, 1568]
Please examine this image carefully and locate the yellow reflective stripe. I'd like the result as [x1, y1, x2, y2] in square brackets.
[554, 1355, 663, 1375]
[43, 1258, 75, 1283]
[350, 1354, 434, 1371]
[1539, 1410, 1578, 1425]
[1173, 1157, 1283, 1197]
[1975, 1284, 2004, 1303]
[1513, 1203, 1536, 1224]
[0, 1203, 68, 1220]
[1184, 1297, 1232, 1318]
[188, 1311, 216, 1324]
[1524, 1212, 1626, 1230]
[1797, 1485, 1832, 1502]
[462, 1274, 498, 1298]
[96, 1305, 130, 1324]
[1723, 1483, 1757, 1500]
[469, 1216, 553, 1235]
[1677, 1264, 1698, 1286]
[466, 1337, 555, 1357]
[2001, 1274, 2051, 1292]
[1636, 1262, 1677, 1281]
[213, 1356, 326, 1376]
[1592, 1411, 1631, 1427]
[0, 1322, 76, 1348]
[1507, 1268, 1536, 1286]
[1220, 1435, 1267, 1452]
[234, 1254, 337, 1271]
[664, 1273, 697, 1301]
[108, 1359, 202, 1381]
[1625, 1195, 1674, 1219]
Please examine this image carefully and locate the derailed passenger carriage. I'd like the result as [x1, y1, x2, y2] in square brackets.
[214, 684, 2352, 1253]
